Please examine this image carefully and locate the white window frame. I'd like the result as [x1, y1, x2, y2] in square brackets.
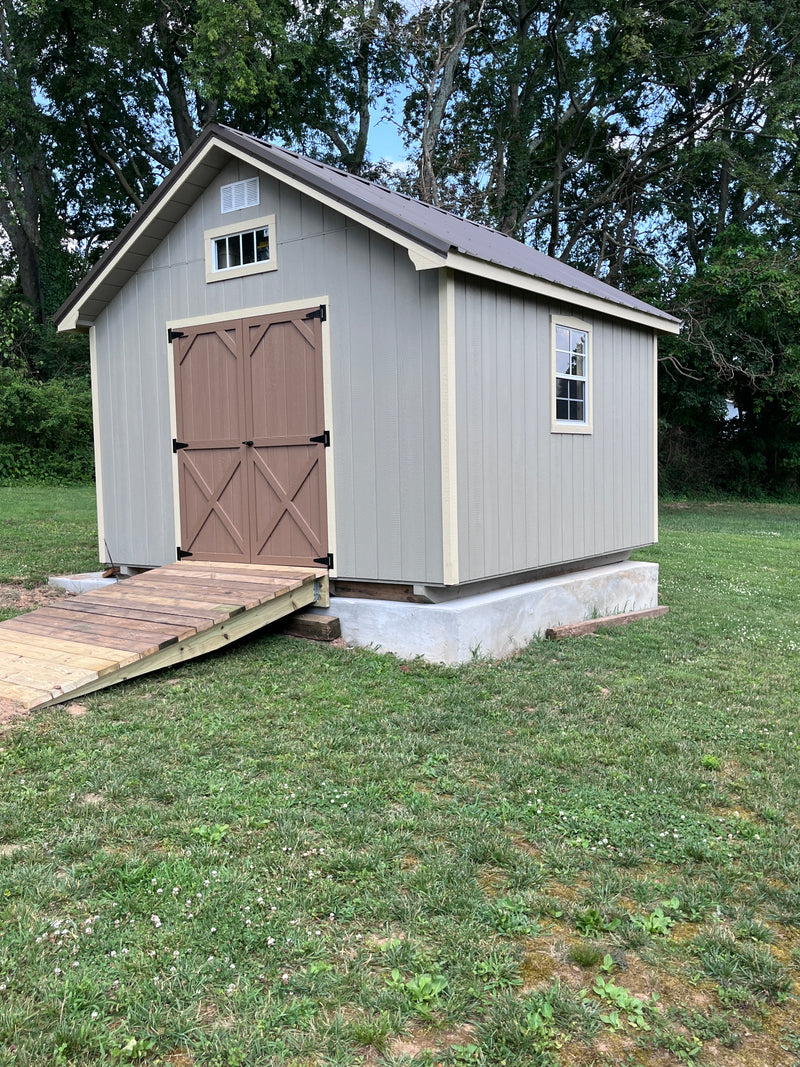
[551, 313, 592, 434]
[220, 177, 260, 214]
[204, 214, 277, 283]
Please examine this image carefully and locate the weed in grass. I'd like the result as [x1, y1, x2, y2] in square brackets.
[574, 905, 621, 937]
[487, 896, 539, 936]
[631, 899, 679, 936]
[471, 951, 523, 993]
[593, 974, 659, 1031]
[386, 969, 449, 1020]
[567, 943, 603, 968]
[669, 1005, 744, 1048]
[693, 926, 793, 1003]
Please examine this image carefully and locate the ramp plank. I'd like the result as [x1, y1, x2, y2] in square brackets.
[45, 599, 208, 630]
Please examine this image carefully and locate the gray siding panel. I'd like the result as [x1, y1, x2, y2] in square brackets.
[94, 160, 444, 581]
[455, 277, 656, 583]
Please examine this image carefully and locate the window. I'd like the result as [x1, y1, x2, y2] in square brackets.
[213, 226, 270, 271]
[204, 214, 277, 282]
[551, 316, 592, 433]
[220, 177, 259, 213]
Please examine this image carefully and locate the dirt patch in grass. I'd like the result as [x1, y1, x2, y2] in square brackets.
[0, 582, 67, 612]
[0, 698, 31, 728]
[387, 1024, 476, 1060]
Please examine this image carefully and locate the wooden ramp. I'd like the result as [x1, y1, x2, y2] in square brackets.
[0, 561, 329, 711]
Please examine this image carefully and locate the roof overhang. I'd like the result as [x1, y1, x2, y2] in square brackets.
[433, 252, 682, 335]
[55, 124, 681, 337]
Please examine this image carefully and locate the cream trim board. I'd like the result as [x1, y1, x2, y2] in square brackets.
[165, 295, 337, 576]
[550, 313, 593, 435]
[166, 333, 182, 554]
[444, 252, 681, 336]
[166, 296, 329, 331]
[408, 246, 449, 271]
[652, 334, 659, 543]
[89, 327, 106, 560]
[319, 306, 337, 577]
[439, 269, 459, 585]
[204, 213, 277, 283]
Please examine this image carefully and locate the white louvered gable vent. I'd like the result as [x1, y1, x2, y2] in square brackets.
[220, 177, 260, 214]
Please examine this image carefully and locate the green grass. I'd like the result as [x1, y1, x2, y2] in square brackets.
[0, 486, 99, 587]
[1, 495, 799, 1065]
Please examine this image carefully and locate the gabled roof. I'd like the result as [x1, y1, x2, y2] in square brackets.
[55, 123, 681, 334]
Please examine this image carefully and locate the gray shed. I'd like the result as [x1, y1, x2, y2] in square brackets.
[55, 123, 680, 661]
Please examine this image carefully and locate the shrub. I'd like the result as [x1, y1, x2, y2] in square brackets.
[0, 370, 94, 483]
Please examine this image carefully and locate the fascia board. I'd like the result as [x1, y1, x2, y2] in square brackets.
[440, 251, 682, 335]
[55, 139, 228, 332]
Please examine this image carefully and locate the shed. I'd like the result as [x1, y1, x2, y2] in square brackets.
[55, 123, 681, 662]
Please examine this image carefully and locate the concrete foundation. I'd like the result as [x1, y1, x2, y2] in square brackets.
[48, 572, 119, 594]
[315, 561, 660, 663]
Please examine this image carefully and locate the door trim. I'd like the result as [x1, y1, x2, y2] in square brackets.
[166, 296, 336, 574]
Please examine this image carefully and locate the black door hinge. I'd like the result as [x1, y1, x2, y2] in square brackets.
[303, 305, 326, 323]
[313, 552, 333, 568]
[177, 547, 193, 560]
[309, 430, 330, 447]
[168, 327, 186, 343]
[172, 439, 189, 452]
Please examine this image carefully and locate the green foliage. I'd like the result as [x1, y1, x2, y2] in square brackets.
[0, 370, 93, 484]
[0, 287, 89, 380]
[660, 230, 800, 496]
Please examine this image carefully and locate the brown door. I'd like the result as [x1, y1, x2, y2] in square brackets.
[173, 308, 328, 566]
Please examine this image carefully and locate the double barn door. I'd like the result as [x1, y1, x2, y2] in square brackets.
[172, 308, 328, 567]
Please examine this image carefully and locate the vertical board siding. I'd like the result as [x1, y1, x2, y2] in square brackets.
[94, 160, 443, 581]
[454, 277, 656, 583]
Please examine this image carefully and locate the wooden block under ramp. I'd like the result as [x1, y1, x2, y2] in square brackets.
[545, 605, 669, 640]
[281, 612, 341, 643]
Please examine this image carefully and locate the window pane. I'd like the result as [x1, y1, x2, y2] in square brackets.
[556, 398, 568, 420]
[571, 332, 586, 356]
[570, 399, 584, 421]
[215, 237, 228, 270]
[229, 234, 242, 267]
[556, 378, 569, 399]
[556, 351, 572, 374]
[241, 230, 255, 264]
[571, 353, 585, 376]
[256, 228, 270, 261]
[556, 326, 570, 351]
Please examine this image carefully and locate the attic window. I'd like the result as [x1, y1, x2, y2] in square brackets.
[204, 214, 277, 283]
[220, 177, 259, 213]
[214, 225, 270, 271]
[551, 315, 592, 434]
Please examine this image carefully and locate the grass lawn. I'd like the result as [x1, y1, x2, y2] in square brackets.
[0, 492, 799, 1066]
[0, 486, 99, 589]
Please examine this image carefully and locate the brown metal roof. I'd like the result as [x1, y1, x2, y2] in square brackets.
[55, 122, 680, 330]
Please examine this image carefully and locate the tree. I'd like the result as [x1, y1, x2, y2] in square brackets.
[660, 229, 800, 491]
[0, 0, 73, 319]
